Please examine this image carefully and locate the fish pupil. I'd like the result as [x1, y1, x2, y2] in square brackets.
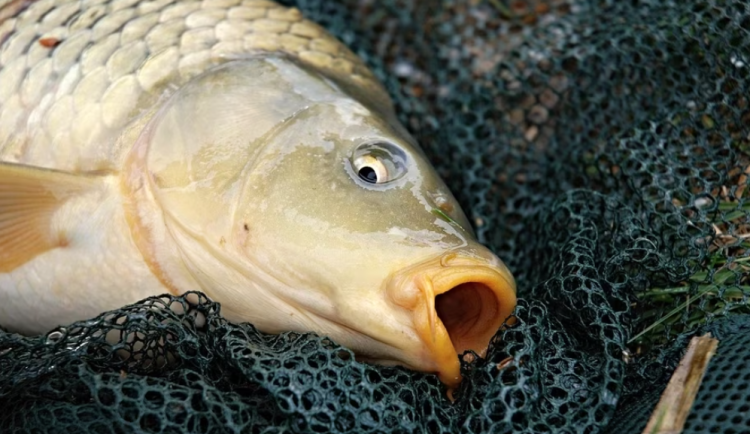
[358, 166, 378, 183]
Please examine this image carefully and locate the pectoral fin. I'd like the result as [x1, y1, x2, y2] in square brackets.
[0, 162, 102, 272]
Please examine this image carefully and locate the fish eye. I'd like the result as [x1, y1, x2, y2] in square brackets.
[354, 154, 388, 183]
[350, 142, 408, 186]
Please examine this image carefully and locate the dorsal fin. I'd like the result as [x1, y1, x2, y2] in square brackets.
[0, 162, 102, 272]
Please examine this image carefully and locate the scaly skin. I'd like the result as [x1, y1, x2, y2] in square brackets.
[0, 0, 391, 171]
[0, 1, 517, 395]
[0, 0, 399, 338]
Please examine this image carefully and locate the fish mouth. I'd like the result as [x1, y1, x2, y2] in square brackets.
[387, 253, 516, 393]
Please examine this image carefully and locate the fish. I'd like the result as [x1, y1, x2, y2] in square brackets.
[0, 0, 516, 393]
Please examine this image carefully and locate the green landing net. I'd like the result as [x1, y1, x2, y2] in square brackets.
[2, 0, 750, 433]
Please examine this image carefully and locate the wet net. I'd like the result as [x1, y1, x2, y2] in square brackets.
[2, 0, 750, 432]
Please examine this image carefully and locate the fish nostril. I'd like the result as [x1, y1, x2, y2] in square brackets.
[434, 282, 501, 356]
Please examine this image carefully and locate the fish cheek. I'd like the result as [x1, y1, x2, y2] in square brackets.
[237, 144, 456, 281]
[264, 146, 437, 239]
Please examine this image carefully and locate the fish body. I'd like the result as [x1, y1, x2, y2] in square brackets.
[0, 0, 516, 390]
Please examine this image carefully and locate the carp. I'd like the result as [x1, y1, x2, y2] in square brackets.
[0, 0, 516, 391]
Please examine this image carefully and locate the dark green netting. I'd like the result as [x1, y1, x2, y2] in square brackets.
[2, 0, 750, 432]
[607, 315, 750, 434]
[683, 315, 750, 434]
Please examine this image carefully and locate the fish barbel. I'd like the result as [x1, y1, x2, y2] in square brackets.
[0, 0, 516, 392]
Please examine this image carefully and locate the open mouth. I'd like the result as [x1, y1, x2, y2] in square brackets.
[387, 254, 517, 395]
[435, 282, 501, 357]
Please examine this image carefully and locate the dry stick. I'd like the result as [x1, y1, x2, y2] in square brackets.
[641, 334, 719, 434]
[735, 162, 750, 200]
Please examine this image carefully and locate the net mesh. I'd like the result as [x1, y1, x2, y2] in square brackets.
[683, 315, 750, 434]
[2, 0, 750, 432]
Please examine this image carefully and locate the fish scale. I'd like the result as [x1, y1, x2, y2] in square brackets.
[0, 0, 516, 394]
[0, 0, 387, 171]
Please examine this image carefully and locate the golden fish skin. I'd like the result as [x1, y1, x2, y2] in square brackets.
[0, 0, 517, 393]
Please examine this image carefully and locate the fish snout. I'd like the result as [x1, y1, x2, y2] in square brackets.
[387, 251, 516, 392]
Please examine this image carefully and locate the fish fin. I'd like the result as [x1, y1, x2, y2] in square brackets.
[0, 162, 103, 272]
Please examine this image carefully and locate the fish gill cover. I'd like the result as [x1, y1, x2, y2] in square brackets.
[1, 0, 749, 432]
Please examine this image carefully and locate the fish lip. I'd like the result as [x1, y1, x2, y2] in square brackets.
[386, 253, 517, 392]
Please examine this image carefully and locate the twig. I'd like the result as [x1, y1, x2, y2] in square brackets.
[641, 334, 719, 434]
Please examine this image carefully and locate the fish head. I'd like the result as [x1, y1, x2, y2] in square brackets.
[125, 56, 516, 391]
